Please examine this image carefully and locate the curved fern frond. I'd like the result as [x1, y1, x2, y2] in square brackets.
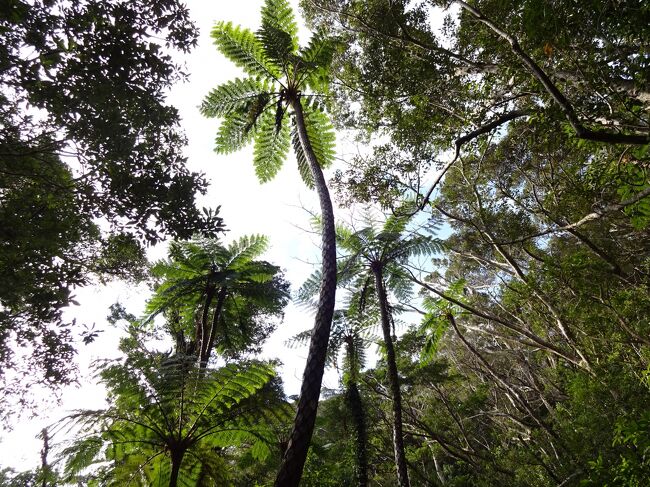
[300, 32, 337, 92]
[253, 109, 291, 183]
[337, 254, 362, 287]
[214, 112, 260, 154]
[201, 78, 271, 118]
[60, 436, 104, 477]
[385, 266, 413, 303]
[211, 21, 281, 80]
[382, 212, 409, 236]
[260, 0, 299, 51]
[291, 121, 314, 188]
[226, 234, 269, 269]
[295, 269, 322, 307]
[258, 23, 295, 70]
[285, 329, 312, 348]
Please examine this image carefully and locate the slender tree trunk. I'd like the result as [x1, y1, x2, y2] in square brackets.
[371, 263, 411, 487]
[39, 428, 50, 487]
[200, 286, 227, 367]
[169, 449, 184, 487]
[193, 280, 215, 357]
[275, 98, 337, 487]
[346, 381, 369, 487]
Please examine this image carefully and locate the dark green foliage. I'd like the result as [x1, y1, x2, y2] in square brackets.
[0, 0, 223, 415]
[146, 236, 290, 362]
[59, 337, 291, 486]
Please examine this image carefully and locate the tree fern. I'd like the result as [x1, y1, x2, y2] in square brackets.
[254, 110, 291, 183]
[203, 2, 341, 483]
[211, 21, 280, 80]
[201, 78, 271, 118]
[143, 236, 288, 362]
[59, 354, 289, 486]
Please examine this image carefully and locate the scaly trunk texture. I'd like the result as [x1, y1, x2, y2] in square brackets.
[372, 263, 411, 487]
[275, 98, 337, 487]
[346, 381, 369, 487]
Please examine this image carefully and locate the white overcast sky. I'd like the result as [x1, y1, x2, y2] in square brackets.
[0, 0, 340, 471]
[1, 0, 446, 472]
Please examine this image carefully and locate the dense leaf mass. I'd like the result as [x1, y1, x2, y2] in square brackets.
[0, 0, 223, 416]
[3, 1, 650, 486]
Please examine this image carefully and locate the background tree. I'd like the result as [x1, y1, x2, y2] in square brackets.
[0, 0, 222, 418]
[303, 0, 649, 208]
[60, 346, 287, 486]
[289, 309, 373, 486]
[200, 0, 339, 483]
[144, 236, 290, 366]
[302, 211, 442, 486]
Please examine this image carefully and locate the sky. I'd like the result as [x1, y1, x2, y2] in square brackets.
[0, 0, 338, 472]
[0, 0, 445, 473]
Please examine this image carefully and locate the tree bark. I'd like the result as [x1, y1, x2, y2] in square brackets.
[274, 98, 337, 487]
[169, 449, 184, 487]
[372, 263, 411, 487]
[346, 381, 369, 487]
[200, 286, 227, 367]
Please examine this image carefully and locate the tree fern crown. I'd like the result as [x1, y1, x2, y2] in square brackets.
[201, 0, 338, 185]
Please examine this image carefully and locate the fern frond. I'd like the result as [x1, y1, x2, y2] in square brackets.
[258, 23, 295, 69]
[291, 120, 314, 188]
[211, 21, 280, 80]
[260, 0, 299, 51]
[201, 78, 271, 118]
[335, 222, 354, 246]
[60, 436, 104, 477]
[291, 106, 336, 175]
[226, 234, 269, 269]
[253, 109, 290, 183]
[286, 329, 313, 348]
[295, 269, 322, 307]
[300, 32, 337, 92]
[382, 212, 410, 236]
[214, 112, 259, 154]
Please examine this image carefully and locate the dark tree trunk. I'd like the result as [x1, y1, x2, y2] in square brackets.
[169, 449, 184, 487]
[346, 381, 369, 487]
[274, 98, 337, 487]
[200, 286, 227, 367]
[372, 263, 411, 487]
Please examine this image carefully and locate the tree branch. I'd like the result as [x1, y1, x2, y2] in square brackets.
[454, 0, 649, 145]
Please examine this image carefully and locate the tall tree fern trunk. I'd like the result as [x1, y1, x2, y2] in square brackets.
[371, 263, 411, 487]
[275, 98, 337, 487]
[346, 381, 369, 487]
[169, 449, 184, 487]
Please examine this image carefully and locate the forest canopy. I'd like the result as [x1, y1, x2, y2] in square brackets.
[1, 0, 649, 486]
